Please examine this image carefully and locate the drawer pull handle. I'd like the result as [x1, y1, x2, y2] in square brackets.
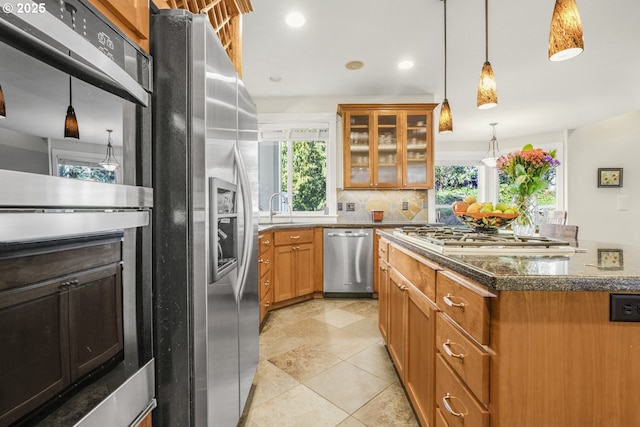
[380, 248, 386, 253]
[290, 235, 301, 239]
[262, 240, 271, 245]
[263, 280, 270, 287]
[443, 293, 465, 311]
[442, 340, 465, 361]
[442, 393, 465, 419]
[258, 258, 270, 264]
[264, 301, 270, 308]
[381, 266, 388, 272]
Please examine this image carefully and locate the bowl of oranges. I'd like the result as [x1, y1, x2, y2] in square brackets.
[452, 196, 519, 233]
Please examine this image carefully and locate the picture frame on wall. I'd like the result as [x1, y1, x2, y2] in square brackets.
[597, 168, 623, 188]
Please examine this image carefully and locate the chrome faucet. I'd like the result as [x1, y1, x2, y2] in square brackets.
[269, 192, 291, 223]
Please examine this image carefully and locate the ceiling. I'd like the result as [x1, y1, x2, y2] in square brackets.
[241, 0, 640, 144]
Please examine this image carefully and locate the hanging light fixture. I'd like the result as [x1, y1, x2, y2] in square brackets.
[548, 0, 584, 61]
[477, 0, 497, 109]
[481, 123, 501, 167]
[438, 0, 453, 133]
[64, 75, 80, 139]
[99, 129, 120, 171]
[0, 83, 6, 118]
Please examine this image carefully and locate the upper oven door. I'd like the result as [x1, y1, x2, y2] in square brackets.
[0, 1, 152, 240]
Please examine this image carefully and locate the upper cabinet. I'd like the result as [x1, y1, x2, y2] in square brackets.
[89, 0, 150, 52]
[338, 104, 437, 190]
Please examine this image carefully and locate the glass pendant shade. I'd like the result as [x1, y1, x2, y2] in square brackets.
[64, 105, 79, 139]
[548, 0, 584, 61]
[477, 61, 498, 109]
[481, 123, 500, 167]
[439, 99, 453, 133]
[64, 76, 79, 139]
[99, 129, 120, 171]
[0, 83, 6, 118]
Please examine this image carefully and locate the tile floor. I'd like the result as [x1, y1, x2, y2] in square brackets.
[239, 298, 419, 427]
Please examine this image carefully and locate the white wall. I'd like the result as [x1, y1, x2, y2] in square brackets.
[567, 111, 640, 245]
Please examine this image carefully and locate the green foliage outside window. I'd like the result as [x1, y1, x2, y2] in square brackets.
[58, 164, 115, 183]
[281, 140, 327, 211]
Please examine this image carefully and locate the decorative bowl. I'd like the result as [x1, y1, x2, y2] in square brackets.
[454, 211, 519, 233]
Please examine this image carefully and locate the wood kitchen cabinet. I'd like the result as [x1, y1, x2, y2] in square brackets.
[0, 234, 123, 426]
[338, 104, 437, 189]
[377, 239, 390, 342]
[88, 0, 150, 52]
[273, 229, 314, 303]
[258, 231, 273, 324]
[387, 268, 408, 380]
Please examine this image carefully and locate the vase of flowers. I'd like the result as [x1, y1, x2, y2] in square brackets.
[496, 144, 560, 236]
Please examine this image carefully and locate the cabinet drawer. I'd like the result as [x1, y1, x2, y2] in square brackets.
[436, 270, 494, 346]
[274, 229, 314, 246]
[260, 287, 272, 323]
[378, 239, 389, 262]
[258, 233, 273, 256]
[259, 268, 272, 299]
[389, 244, 439, 302]
[436, 354, 489, 427]
[436, 312, 489, 405]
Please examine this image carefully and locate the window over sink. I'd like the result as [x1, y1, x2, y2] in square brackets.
[257, 113, 337, 218]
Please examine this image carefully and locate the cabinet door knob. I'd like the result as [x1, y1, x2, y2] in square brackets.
[263, 280, 270, 287]
[263, 240, 270, 245]
[443, 293, 465, 311]
[442, 339, 465, 361]
[264, 301, 271, 308]
[258, 258, 270, 264]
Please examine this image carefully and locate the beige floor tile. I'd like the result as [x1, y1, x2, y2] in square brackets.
[341, 317, 383, 343]
[304, 362, 392, 414]
[250, 359, 299, 407]
[346, 344, 399, 383]
[280, 317, 339, 340]
[246, 384, 349, 427]
[308, 329, 375, 360]
[268, 344, 341, 382]
[352, 383, 419, 427]
[337, 417, 367, 427]
[313, 308, 365, 328]
[259, 326, 306, 359]
[265, 306, 308, 328]
[339, 300, 380, 319]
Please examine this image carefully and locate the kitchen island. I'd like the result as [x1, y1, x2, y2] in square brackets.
[376, 229, 640, 427]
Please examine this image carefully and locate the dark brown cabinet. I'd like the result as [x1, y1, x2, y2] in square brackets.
[0, 235, 123, 426]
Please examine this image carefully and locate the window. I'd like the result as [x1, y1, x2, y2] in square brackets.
[258, 114, 336, 216]
[52, 148, 121, 184]
[435, 141, 564, 224]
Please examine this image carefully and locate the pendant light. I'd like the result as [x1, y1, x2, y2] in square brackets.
[64, 75, 80, 139]
[438, 0, 453, 133]
[99, 129, 120, 171]
[477, 0, 497, 109]
[548, 0, 584, 61]
[0, 83, 6, 118]
[481, 123, 501, 167]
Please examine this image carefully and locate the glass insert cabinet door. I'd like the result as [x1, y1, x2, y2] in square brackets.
[375, 112, 400, 187]
[346, 112, 371, 186]
[404, 113, 431, 188]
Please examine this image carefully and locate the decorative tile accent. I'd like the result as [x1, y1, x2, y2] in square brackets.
[337, 190, 429, 223]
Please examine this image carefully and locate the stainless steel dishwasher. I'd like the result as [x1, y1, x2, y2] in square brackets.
[323, 228, 373, 296]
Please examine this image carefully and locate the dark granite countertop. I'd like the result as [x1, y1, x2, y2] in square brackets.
[258, 221, 416, 232]
[377, 229, 640, 293]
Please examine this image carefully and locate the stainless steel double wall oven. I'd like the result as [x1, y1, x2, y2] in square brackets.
[0, 1, 154, 426]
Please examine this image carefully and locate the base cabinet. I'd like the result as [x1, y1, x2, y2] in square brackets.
[273, 229, 314, 303]
[258, 232, 274, 324]
[387, 269, 408, 380]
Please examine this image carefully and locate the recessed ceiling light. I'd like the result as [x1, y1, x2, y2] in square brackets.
[269, 76, 282, 82]
[285, 12, 305, 27]
[345, 61, 364, 70]
[398, 60, 414, 70]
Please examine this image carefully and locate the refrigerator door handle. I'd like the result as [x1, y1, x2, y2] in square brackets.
[234, 145, 253, 301]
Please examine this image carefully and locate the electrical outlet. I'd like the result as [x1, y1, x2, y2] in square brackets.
[402, 201, 409, 210]
[337, 202, 343, 211]
[346, 203, 355, 212]
[610, 294, 640, 322]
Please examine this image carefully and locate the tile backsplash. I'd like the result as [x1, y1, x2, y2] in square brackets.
[337, 190, 429, 223]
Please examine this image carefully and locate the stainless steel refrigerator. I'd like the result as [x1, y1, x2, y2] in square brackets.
[151, 9, 259, 426]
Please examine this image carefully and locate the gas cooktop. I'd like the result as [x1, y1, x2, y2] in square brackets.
[392, 225, 575, 255]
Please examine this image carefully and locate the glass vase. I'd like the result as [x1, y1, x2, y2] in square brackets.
[512, 193, 539, 236]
